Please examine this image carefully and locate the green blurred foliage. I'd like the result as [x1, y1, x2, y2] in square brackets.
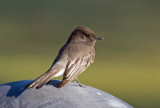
[0, 0, 160, 108]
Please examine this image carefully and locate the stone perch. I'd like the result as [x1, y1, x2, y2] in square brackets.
[0, 80, 133, 108]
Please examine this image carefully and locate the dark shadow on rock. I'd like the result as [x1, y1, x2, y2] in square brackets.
[47, 80, 61, 87]
[3, 80, 32, 98]
[4, 80, 61, 98]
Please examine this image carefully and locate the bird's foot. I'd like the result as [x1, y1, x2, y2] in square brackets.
[75, 77, 86, 88]
[78, 83, 85, 88]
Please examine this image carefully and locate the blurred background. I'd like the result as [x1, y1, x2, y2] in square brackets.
[0, 0, 160, 107]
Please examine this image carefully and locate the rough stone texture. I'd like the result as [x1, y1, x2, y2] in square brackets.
[0, 80, 133, 108]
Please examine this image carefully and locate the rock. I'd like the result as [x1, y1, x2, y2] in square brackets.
[0, 80, 133, 108]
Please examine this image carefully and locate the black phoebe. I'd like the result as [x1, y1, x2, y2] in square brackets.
[26, 25, 103, 89]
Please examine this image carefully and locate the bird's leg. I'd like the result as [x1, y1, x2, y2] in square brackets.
[75, 77, 84, 87]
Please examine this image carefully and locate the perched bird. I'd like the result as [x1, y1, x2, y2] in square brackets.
[26, 25, 103, 89]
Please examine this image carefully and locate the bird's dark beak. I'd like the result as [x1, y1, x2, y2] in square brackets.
[96, 36, 104, 40]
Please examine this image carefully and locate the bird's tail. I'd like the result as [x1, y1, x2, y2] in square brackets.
[57, 80, 70, 88]
[26, 70, 57, 89]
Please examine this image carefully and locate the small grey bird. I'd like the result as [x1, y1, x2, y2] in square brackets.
[26, 25, 103, 89]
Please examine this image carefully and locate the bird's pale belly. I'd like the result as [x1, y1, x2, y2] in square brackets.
[54, 69, 65, 77]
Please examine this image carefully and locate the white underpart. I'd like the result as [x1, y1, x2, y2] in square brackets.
[54, 69, 65, 77]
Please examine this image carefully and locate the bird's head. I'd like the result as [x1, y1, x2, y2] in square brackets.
[67, 25, 103, 45]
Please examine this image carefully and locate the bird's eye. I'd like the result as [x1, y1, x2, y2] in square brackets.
[85, 34, 90, 37]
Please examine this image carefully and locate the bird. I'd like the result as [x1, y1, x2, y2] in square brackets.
[26, 25, 103, 89]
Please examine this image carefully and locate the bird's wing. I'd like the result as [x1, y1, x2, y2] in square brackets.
[57, 52, 95, 88]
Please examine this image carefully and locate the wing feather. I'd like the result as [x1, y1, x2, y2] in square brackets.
[57, 52, 95, 88]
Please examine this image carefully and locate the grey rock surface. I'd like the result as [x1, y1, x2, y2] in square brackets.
[0, 80, 133, 108]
